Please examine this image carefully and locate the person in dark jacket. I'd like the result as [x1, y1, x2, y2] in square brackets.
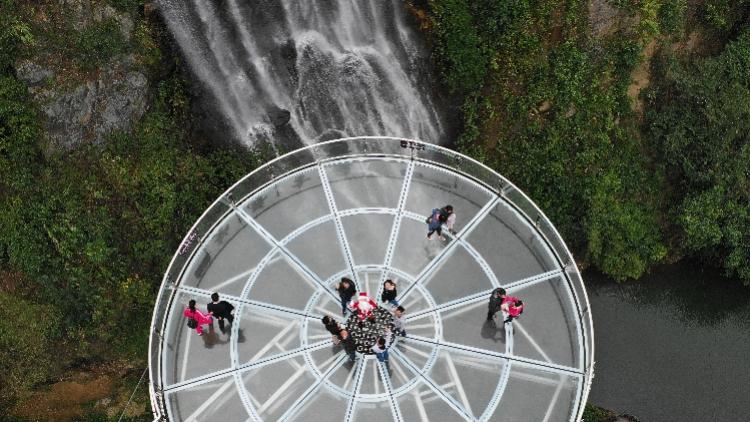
[322, 315, 342, 344]
[207, 292, 235, 333]
[381, 279, 399, 307]
[339, 329, 357, 362]
[487, 287, 507, 321]
[336, 277, 356, 316]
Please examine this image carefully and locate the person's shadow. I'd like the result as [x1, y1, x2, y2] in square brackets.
[202, 323, 230, 348]
[480, 318, 505, 343]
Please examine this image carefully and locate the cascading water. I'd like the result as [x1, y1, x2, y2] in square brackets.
[158, 0, 447, 146]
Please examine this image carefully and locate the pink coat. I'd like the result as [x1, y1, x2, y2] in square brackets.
[502, 296, 523, 318]
[184, 307, 213, 335]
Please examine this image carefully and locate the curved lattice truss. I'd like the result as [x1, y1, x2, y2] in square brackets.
[149, 137, 594, 422]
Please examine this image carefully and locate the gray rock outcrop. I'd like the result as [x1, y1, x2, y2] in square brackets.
[24, 56, 148, 151]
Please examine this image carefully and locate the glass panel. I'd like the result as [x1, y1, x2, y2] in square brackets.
[493, 363, 579, 422]
[247, 252, 319, 310]
[242, 355, 317, 421]
[427, 349, 507, 419]
[180, 214, 272, 296]
[394, 379, 464, 422]
[358, 358, 386, 395]
[466, 200, 557, 285]
[166, 376, 247, 421]
[438, 301, 508, 353]
[405, 162, 492, 228]
[292, 388, 350, 421]
[390, 217, 437, 278]
[286, 221, 349, 282]
[235, 306, 304, 366]
[245, 167, 330, 239]
[353, 398, 393, 420]
[340, 213, 394, 267]
[507, 276, 579, 368]
[163, 292, 231, 385]
[326, 158, 407, 209]
[422, 245, 494, 305]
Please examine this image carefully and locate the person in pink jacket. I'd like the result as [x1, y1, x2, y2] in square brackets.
[500, 296, 524, 324]
[184, 299, 213, 335]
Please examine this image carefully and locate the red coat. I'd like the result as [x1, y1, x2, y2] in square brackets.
[350, 292, 378, 321]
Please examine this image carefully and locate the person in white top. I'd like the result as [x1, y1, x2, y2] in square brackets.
[392, 306, 406, 336]
[443, 205, 456, 235]
[371, 328, 393, 364]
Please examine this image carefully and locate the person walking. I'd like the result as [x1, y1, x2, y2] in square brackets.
[487, 287, 507, 321]
[381, 279, 399, 307]
[442, 205, 456, 235]
[339, 329, 357, 362]
[337, 277, 356, 316]
[392, 306, 407, 336]
[501, 297, 524, 324]
[184, 299, 213, 336]
[207, 292, 235, 334]
[322, 315, 342, 345]
[426, 207, 445, 240]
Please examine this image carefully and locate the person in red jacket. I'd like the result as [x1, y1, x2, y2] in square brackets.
[184, 299, 213, 335]
[501, 297, 524, 324]
[350, 292, 378, 321]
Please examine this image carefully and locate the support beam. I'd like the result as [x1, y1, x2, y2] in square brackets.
[399, 196, 500, 301]
[318, 164, 360, 286]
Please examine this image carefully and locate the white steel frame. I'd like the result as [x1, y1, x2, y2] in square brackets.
[149, 137, 594, 422]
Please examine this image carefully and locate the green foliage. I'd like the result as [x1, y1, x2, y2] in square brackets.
[586, 170, 667, 281]
[658, 0, 687, 34]
[0, 1, 34, 71]
[430, 0, 667, 281]
[582, 404, 616, 421]
[0, 293, 60, 408]
[428, 0, 488, 94]
[76, 20, 128, 70]
[647, 30, 750, 284]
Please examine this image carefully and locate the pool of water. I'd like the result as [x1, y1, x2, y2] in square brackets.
[586, 262, 750, 420]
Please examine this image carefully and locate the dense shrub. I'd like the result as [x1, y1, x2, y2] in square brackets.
[647, 31, 750, 284]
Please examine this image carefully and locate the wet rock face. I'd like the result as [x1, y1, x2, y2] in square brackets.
[34, 57, 148, 151]
[15, 61, 55, 87]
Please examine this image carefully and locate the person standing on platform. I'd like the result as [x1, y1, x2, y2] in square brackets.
[339, 329, 357, 362]
[207, 292, 234, 334]
[371, 329, 393, 367]
[426, 207, 446, 240]
[487, 287, 507, 321]
[392, 306, 407, 336]
[381, 279, 399, 307]
[184, 299, 213, 336]
[322, 315, 342, 345]
[337, 277, 356, 316]
[442, 205, 456, 235]
[501, 297, 524, 324]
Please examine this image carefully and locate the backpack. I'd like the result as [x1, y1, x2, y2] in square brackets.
[426, 209, 440, 224]
[187, 317, 198, 329]
[439, 208, 450, 222]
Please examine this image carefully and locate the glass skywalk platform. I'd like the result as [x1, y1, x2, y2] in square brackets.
[148, 137, 594, 421]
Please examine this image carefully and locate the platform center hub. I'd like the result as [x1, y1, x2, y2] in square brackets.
[345, 306, 394, 354]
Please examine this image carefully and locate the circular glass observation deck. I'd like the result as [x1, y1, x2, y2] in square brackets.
[148, 137, 594, 421]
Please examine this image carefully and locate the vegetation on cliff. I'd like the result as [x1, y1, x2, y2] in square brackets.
[421, 0, 750, 283]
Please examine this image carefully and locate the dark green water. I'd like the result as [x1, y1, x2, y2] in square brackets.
[585, 262, 750, 421]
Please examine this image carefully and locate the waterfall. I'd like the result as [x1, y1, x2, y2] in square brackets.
[158, 0, 446, 146]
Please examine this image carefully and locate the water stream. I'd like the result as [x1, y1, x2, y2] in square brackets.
[158, 0, 446, 147]
[586, 263, 750, 420]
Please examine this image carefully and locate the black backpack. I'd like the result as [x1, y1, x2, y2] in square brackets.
[187, 317, 198, 329]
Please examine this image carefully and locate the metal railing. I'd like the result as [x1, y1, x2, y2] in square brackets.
[147, 136, 594, 421]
